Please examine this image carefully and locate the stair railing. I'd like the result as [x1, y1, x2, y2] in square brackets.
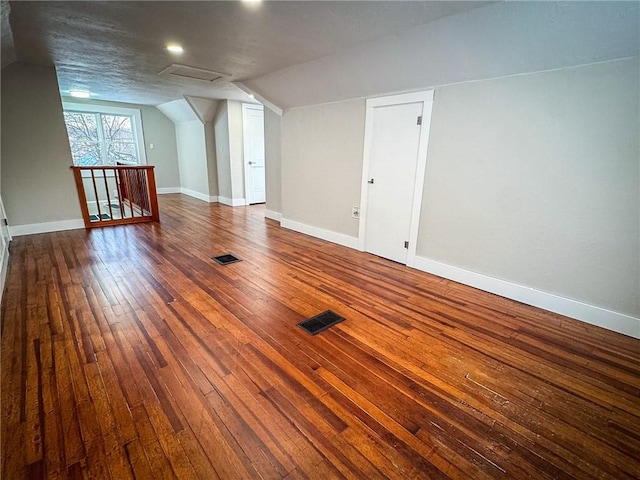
[71, 165, 160, 228]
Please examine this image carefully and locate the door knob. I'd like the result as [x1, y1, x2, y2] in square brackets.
[248, 161, 256, 165]
[368, 179, 375, 184]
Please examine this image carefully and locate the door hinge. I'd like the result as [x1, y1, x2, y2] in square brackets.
[3, 219, 7, 226]
[416, 116, 422, 125]
[404, 241, 409, 249]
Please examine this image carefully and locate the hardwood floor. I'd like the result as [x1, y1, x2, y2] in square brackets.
[2, 194, 639, 479]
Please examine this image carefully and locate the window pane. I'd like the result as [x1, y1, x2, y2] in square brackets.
[107, 142, 137, 165]
[70, 142, 101, 166]
[64, 112, 99, 141]
[63, 112, 101, 165]
[64, 109, 142, 166]
[102, 115, 134, 143]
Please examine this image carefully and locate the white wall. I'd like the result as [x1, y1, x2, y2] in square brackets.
[61, 97, 181, 189]
[176, 120, 210, 198]
[81, 175, 117, 203]
[264, 107, 282, 216]
[204, 121, 219, 199]
[214, 101, 232, 200]
[278, 58, 639, 337]
[158, 98, 221, 199]
[228, 101, 245, 204]
[214, 100, 246, 205]
[417, 57, 639, 319]
[1, 62, 82, 229]
[281, 99, 364, 237]
[156, 97, 252, 205]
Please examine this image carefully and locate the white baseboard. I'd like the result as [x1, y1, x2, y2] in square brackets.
[157, 187, 181, 194]
[10, 219, 85, 237]
[147, 188, 248, 206]
[265, 210, 282, 222]
[280, 218, 358, 250]
[218, 197, 247, 207]
[180, 188, 218, 203]
[279, 218, 640, 338]
[410, 255, 640, 339]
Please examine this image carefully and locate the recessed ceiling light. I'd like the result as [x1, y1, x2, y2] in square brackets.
[167, 44, 184, 54]
[248, 94, 255, 99]
[242, 0, 262, 3]
[69, 90, 91, 98]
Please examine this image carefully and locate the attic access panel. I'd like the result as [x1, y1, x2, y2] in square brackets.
[298, 310, 345, 335]
[159, 64, 231, 84]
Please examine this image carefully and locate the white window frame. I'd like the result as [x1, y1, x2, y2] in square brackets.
[62, 102, 147, 165]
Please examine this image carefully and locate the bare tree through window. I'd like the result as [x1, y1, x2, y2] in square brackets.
[64, 112, 138, 165]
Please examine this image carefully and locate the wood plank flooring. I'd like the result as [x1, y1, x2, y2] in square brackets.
[2, 193, 639, 479]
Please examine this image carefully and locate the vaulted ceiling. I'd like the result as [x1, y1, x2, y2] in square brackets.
[2, 1, 492, 106]
[3, 1, 638, 110]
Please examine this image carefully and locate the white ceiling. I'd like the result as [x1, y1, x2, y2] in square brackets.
[247, 1, 640, 109]
[4, 0, 492, 106]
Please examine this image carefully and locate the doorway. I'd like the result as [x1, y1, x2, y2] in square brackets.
[358, 91, 434, 265]
[242, 104, 266, 205]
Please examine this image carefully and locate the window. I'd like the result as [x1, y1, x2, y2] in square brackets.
[62, 103, 147, 166]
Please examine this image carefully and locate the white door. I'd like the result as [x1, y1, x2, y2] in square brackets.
[242, 104, 266, 204]
[359, 92, 434, 265]
[0, 196, 11, 303]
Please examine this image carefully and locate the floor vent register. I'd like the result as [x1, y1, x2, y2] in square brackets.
[212, 254, 242, 265]
[298, 310, 345, 335]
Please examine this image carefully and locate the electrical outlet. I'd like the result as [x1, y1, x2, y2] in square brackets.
[351, 206, 360, 219]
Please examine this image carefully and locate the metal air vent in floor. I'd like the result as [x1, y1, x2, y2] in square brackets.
[298, 310, 345, 335]
[212, 254, 242, 265]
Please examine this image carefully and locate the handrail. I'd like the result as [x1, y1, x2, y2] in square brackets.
[71, 165, 160, 228]
[73, 165, 152, 170]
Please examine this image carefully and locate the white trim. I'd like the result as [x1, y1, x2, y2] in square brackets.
[0, 248, 8, 306]
[406, 94, 434, 266]
[0, 197, 10, 307]
[366, 90, 434, 109]
[180, 188, 218, 203]
[410, 255, 640, 339]
[10, 219, 85, 237]
[265, 210, 282, 222]
[156, 187, 182, 194]
[234, 81, 283, 116]
[62, 101, 147, 165]
[281, 218, 358, 250]
[159, 189, 245, 205]
[358, 90, 435, 264]
[242, 103, 266, 206]
[218, 196, 247, 207]
[0, 200, 11, 244]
